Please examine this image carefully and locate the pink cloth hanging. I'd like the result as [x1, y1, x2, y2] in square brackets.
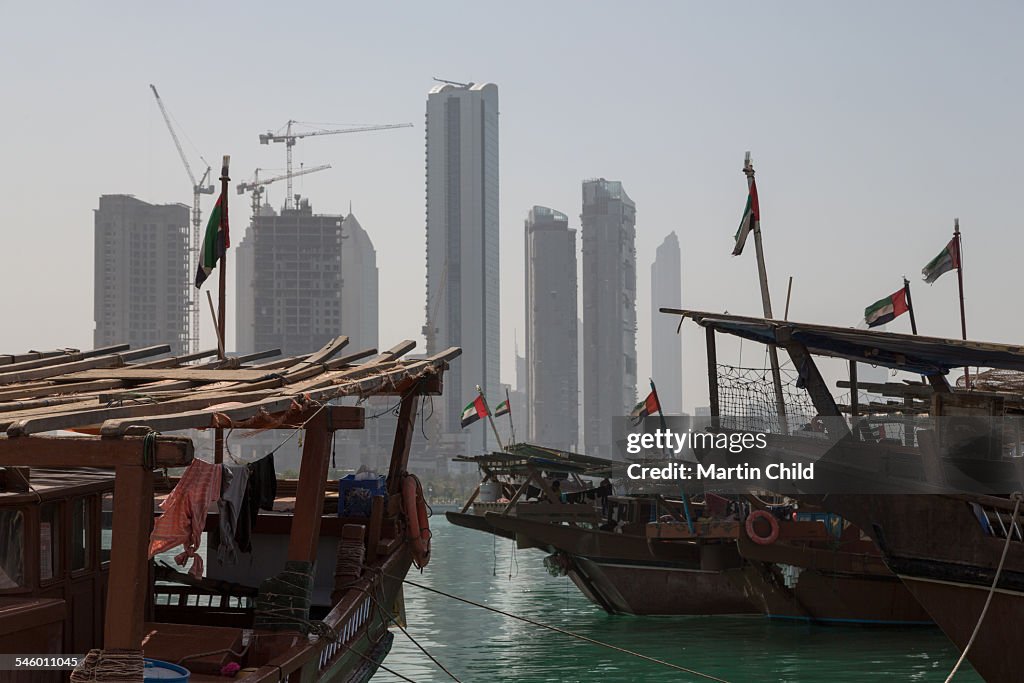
[148, 458, 222, 578]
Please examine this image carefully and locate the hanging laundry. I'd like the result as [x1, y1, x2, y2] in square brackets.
[149, 458, 222, 578]
[235, 453, 278, 554]
[216, 464, 250, 566]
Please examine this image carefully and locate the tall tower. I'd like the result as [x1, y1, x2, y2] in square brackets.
[424, 81, 500, 452]
[525, 206, 578, 451]
[93, 194, 189, 354]
[581, 179, 637, 458]
[651, 231, 682, 414]
[339, 212, 379, 353]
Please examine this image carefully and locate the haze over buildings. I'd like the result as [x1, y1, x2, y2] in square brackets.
[423, 81, 500, 452]
[524, 205, 578, 451]
[93, 194, 189, 355]
[581, 179, 637, 458]
[651, 231, 682, 414]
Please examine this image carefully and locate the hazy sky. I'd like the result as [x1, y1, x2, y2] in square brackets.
[2, 2, 1022, 412]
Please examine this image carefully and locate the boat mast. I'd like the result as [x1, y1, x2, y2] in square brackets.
[745, 152, 789, 434]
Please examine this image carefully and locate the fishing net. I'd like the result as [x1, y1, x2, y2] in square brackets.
[956, 369, 1024, 392]
[715, 365, 818, 434]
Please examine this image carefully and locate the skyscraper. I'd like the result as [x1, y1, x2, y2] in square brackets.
[423, 81, 500, 452]
[93, 194, 189, 354]
[581, 179, 637, 458]
[249, 200, 378, 357]
[651, 231, 682, 414]
[525, 206, 578, 451]
[235, 224, 256, 355]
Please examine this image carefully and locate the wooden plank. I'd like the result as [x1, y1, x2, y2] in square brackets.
[386, 393, 419, 496]
[104, 464, 153, 649]
[0, 434, 193, 467]
[836, 379, 932, 399]
[0, 345, 170, 385]
[6, 388, 283, 436]
[780, 337, 847, 431]
[0, 350, 66, 366]
[287, 411, 333, 563]
[0, 345, 129, 372]
[55, 367, 283, 383]
[131, 348, 220, 369]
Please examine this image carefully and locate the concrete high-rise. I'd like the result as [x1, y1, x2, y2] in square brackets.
[93, 194, 189, 354]
[235, 223, 256, 355]
[525, 206, 578, 451]
[249, 200, 377, 357]
[423, 81, 500, 452]
[651, 231, 682, 414]
[581, 179, 637, 458]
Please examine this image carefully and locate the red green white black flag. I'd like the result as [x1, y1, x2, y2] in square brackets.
[733, 177, 759, 256]
[460, 395, 488, 428]
[864, 287, 909, 328]
[922, 237, 960, 284]
[195, 191, 228, 288]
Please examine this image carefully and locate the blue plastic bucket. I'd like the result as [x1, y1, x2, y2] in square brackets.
[143, 659, 190, 682]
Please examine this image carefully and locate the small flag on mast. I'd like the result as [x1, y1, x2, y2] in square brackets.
[732, 177, 759, 256]
[195, 191, 228, 288]
[630, 390, 660, 426]
[864, 288, 909, 328]
[460, 395, 488, 428]
[922, 237, 960, 284]
[494, 399, 510, 417]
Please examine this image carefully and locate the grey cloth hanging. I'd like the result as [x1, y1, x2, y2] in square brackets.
[217, 464, 250, 565]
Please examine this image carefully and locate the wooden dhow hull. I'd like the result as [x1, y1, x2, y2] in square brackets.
[484, 513, 756, 616]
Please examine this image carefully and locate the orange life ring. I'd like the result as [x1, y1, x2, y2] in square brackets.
[402, 473, 431, 568]
[746, 509, 780, 545]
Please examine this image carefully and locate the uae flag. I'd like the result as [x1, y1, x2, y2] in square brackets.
[494, 399, 510, 417]
[864, 288, 909, 328]
[922, 237, 959, 284]
[460, 395, 488, 428]
[630, 390, 660, 425]
[195, 191, 228, 288]
[733, 177, 759, 256]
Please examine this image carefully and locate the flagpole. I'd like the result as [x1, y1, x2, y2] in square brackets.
[954, 218, 970, 389]
[477, 385, 505, 452]
[504, 386, 517, 446]
[650, 378, 695, 534]
[903, 277, 919, 335]
[215, 155, 230, 466]
[745, 152, 789, 435]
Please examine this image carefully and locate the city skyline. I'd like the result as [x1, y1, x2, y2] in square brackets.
[4, 3, 1023, 414]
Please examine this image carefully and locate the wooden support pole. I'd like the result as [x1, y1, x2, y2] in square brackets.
[286, 410, 334, 563]
[386, 392, 419, 497]
[103, 464, 153, 649]
[955, 218, 970, 389]
[706, 327, 720, 418]
[848, 361, 858, 419]
[0, 434, 193, 468]
[780, 337, 849, 436]
[366, 495, 385, 559]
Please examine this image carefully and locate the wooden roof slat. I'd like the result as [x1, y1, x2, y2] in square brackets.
[0, 433, 194, 468]
[0, 349, 69, 367]
[54, 368, 287, 383]
[0, 345, 130, 372]
[7, 388, 280, 437]
[131, 348, 221, 369]
[0, 345, 170, 386]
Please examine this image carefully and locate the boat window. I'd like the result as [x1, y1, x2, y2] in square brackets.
[39, 502, 61, 582]
[0, 509, 25, 589]
[72, 497, 90, 571]
[100, 493, 113, 564]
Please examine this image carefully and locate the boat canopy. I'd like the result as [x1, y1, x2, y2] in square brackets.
[662, 308, 1024, 376]
[454, 442, 614, 477]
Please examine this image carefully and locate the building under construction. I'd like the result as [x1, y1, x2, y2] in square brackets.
[237, 199, 378, 358]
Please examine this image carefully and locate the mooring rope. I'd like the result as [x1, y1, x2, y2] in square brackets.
[943, 492, 1023, 682]
[394, 575, 731, 682]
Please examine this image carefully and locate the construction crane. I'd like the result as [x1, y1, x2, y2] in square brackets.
[150, 84, 215, 354]
[259, 120, 413, 209]
[237, 164, 331, 221]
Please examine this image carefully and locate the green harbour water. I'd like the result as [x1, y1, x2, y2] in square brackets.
[375, 507, 981, 683]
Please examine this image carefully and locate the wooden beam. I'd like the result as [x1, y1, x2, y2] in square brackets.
[366, 495, 385, 559]
[0, 345, 170, 386]
[0, 345, 129, 372]
[386, 393, 419, 496]
[55, 368, 283, 383]
[706, 327, 720, 418]
[848, 361, 858, 419]
[781, 340, 849, 435]
[0, 434, 193, 468]
[103, 464, 153, 649]
[286, 411, 333, 564]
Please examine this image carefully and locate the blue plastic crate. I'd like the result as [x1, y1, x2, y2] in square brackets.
[338, 475, 387, 517]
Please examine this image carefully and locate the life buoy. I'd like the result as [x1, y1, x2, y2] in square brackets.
[402, 473, 431, 568]
[746, 509, 780, 545]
